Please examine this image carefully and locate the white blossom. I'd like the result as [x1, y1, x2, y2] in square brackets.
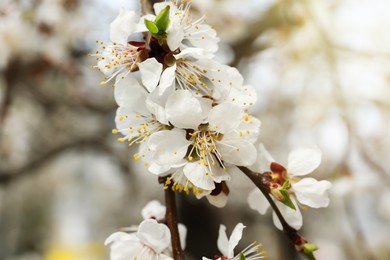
[203, 223, 265, 260]
[247, 145, 332, 230]
[151, 1, 219, 54]
[150, 102, 260, 194]
[105, 219, 173, 260]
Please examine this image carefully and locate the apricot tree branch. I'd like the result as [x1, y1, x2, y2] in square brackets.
[159, 176, 185, 260]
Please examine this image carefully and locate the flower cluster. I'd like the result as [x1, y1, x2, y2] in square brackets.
[95, 1, 333, 258]
[93, 0, 260, 208]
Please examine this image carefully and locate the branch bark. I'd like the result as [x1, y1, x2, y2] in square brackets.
[159, 177, 185, 260]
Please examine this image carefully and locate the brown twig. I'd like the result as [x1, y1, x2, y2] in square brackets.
[238, 166, 315, 259]
[159, 177, 185, 260]
[0, 137, 130, 185]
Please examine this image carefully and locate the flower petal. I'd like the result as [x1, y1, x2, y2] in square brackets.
[114, 74, 144, 107]
[141, 200, 166, 220]
[228, 223, 245, 258]
[287, 147, 322, 176]
[183, 162, 215, 190]
[158, 64, 176, 95]
[185, 23, 219, 55]
[248, 143, 274, 173]
[167, 18, 184, 51]
[178, 223, 187, 250]
[138, 58, 163, 92]
[110, 8, 136, 45]
[216, 136, 257, 166]
[235, 115, 261, 143]
[206, 191, 228, 208]
[208, 102, 243, 134]
[105, 232, 141, 260]
[272, 199, 302, 230]
[226, 84, 257, 109]
[174, 47, 206, 60]
[247, 188, 270, 215]
[166, 90, 211, 129]
[292, 178, 332, 208]
[148, 129, 191, 165]
[137, 219, 171, 254]
[217, 225, 229, 257]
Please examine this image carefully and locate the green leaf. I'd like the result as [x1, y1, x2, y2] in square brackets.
[239, 253, 246, 260]
[280, 189, 296, 210]
[282, 179, 290, 190]
[144, 19, 159, 34]
[154, 5, 170, 33]
[302, 243, 318, 260]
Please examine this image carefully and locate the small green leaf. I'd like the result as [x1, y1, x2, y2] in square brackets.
[280, 189, 296, 210]
[303, 243, 318, 254]
[239, 253, 246, 260]
[154, 5, 171, 33]
[302, 243, 318, 260]
[282, 179, 290, 190]
[145, 19, 159, 34]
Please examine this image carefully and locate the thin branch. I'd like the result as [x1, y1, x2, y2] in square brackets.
[159, 177, 185, 260]
[0, 137, 130, 185]
[238, 166, 314, 259]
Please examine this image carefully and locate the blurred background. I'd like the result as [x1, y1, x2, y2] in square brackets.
[1, 0, 389, 259]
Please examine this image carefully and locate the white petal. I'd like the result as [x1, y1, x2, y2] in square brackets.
[137, 219, 171, 254]
[226, 84, 257, 109]
[174, 47, 206, 60]
[248, 143, 275, 173]
[287, 147, 322, 176]
[148, 162, 172, 176]
[210, 165, 231, 183]
[228, 223, 245, 258]
[115, 106, 147, 137]
[183, 162, 215, 190]
[292, 178, 332, 208]
[167, 18, 185, 51]
[235, 115, 261, 143]
[186, 23, 219, 54]
[211, 65, 244, 99]
[141, 200, 166, 220]
[105, 232, 141, 260]
[158, 64, 176, 95]
[217, 225, 229, 257]
[272, 199, 302, 230]
[206, 192, 228, 208]
[110, 8, 136, 45]
[178, 223, 187, 250]
[146, 75, 175, 125]
[216, 136, 257, 166]
[148, 130, 191, 165]
[208, 102, 243, 134]
[139, 58, 163, 92]
[247, 188, 270, 215]
[97, 60, 115, 76]
[114, 74, 144, 107]
[166, 90, 211, 129]
[105, 232, 137, 246]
